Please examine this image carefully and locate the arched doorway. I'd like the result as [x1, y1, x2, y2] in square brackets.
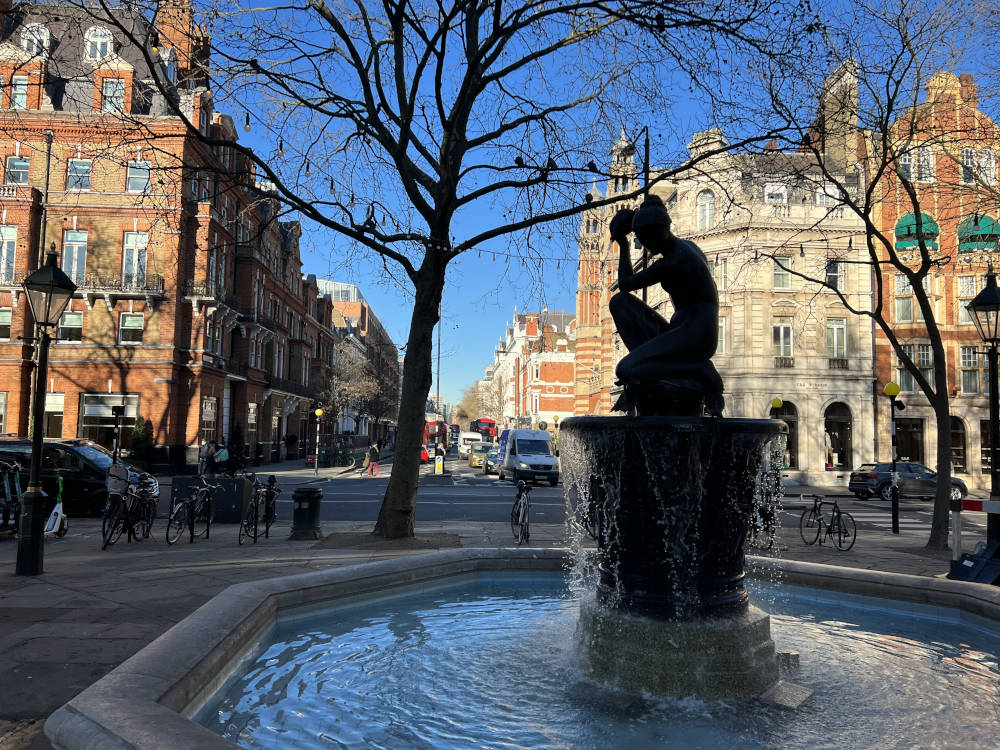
[769, 401, 798, 469]
[824, 402, 852, 470]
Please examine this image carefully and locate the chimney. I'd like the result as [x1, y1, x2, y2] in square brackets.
[959, 73, 977, 105]
[155, 0, 196, 82]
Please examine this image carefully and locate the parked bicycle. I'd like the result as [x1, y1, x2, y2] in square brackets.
[799, 495, 856, 551]
[0, 461, 22, 537]
[239, 474, 281, 545]
[511, 480, 531, 544]
[101, 474, 158, 549]
[166, 475, 218, 545]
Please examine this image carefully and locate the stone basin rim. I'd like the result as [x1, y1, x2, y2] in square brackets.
[44, 548, 1000, 750]
[559, 415, 787, 433]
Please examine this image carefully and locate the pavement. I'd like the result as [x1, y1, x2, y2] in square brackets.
[0, 458, 984, 750]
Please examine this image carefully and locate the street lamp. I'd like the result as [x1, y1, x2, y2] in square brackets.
[967, 267, 1000, 545]
[314, 408, 323, 477]
[883, 382, 904, 535]
[16, 251, 77, 575]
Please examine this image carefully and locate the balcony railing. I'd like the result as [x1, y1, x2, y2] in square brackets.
[774, 356, 795, 368]
[266, 373, 317, 399]
[183, 279, 243, 312]
[828, 358, 849, 370]
[211, 356, 250, 378]
[80, 274, 165, 295]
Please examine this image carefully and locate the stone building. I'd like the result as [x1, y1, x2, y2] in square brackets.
[574, 67, 877, 485]
[481, 308, 576, 435]
[0, 0, 394, 468]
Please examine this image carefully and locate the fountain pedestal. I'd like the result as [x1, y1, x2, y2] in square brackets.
[562, 416, 787, 700]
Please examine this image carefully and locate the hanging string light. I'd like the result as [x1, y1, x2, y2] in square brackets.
[243, 112, 251, 131]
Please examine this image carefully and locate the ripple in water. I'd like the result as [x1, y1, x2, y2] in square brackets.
[198, 576, 1000, 749]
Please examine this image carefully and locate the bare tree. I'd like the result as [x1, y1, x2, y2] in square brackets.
[732, 0, 990, 548]
[315, 339, 378, 430]
[49, 0, 820, 537]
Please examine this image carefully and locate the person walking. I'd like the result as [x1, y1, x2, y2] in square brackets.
[367, 442, 380, 477]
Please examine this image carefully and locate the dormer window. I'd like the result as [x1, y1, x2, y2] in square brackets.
[84, 26, 114, 61]
[20, 24, 50, 57]
[160, 48, 177, 85]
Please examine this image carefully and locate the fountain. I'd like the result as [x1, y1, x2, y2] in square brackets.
[560, 194, 798, 701]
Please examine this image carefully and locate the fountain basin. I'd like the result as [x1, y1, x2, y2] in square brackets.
[44, 550, 1000, 749]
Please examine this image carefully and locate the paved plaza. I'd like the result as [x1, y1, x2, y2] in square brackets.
[0, 461, 982, 749]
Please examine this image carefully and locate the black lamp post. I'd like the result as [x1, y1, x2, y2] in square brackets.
[883, 382, 904, 534]
[967, 267, 1000, 544]
[15, 251, 77, 575]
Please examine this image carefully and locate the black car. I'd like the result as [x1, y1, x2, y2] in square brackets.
[848, 461, 967, 502]
[0, 439, 158, 517]
[483, 449, 500, 475]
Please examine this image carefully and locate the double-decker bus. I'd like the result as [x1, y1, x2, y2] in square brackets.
[423, 416, 447, 447]
[469, 417, 497, 443]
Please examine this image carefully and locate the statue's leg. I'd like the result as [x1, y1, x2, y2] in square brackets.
[609, 292, 671, 352]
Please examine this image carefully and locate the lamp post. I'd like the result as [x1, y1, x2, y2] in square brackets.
[883, 382, 903, 535]
[967, 267, 1000, 544]
[16, 252, 77, 575]
[314, 408, 323, 476]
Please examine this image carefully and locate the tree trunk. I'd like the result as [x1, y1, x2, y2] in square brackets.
[372, 262, 444, 538]
[926, 393, 953, 549]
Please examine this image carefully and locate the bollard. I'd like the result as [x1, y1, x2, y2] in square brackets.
[289, 486, 324, 540]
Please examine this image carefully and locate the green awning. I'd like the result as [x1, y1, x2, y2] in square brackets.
[895, 212, 939, 251]
[958, 214, 1000, 252]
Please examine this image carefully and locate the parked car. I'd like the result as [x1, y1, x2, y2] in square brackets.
[0, 438, 158, 517]
[483, 449, 500, 475]
[469, 443, 492, 469]
[848, 461, 967, 501]
[420, 446, 430, 463]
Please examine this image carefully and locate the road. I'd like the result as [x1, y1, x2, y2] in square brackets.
[271, 459, 990, 540]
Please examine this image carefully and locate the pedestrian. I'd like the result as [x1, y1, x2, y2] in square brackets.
[367, 442, 380, 477]
[435, 443, 445, 459]
[205, 440, 220, 476]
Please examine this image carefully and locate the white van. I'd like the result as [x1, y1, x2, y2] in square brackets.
[497, 428, 558, 486]
[458, 431, 483, 457]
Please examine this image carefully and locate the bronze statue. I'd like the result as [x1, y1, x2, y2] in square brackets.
[608, 194, 724, 416]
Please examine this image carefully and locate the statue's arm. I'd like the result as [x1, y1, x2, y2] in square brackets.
[620, 258, 668, 293]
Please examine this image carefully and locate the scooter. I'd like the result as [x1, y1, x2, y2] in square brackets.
[44, 473, 68, 538]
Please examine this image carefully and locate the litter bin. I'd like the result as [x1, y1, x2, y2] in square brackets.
[289, 486, 324, 540]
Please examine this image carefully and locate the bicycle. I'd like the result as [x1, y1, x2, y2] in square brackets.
[799, 495, 856, 551]
[0, 461, 22, 537]
[239, 474, 281, 545]
[510, 480, 531, 544]
[166, 475, 218, 545]
[101, 473, 157, 549]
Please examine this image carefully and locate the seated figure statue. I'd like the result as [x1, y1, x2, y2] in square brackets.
[609, 193, 724, 416]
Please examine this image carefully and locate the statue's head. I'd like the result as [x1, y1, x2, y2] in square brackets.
[631, 194, 672, 251]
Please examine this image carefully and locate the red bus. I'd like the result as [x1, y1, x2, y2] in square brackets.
[469, 418, 497, 442]
[423, 417, 447, 446]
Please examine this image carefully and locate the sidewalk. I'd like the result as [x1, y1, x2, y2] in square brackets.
[0, 491, 972, 750]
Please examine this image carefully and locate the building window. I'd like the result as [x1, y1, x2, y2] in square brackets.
[772, 317, 793, 357]
[122, 231, 148, 287]
[5, 156, 28, 185]
[773, 258, 791, 290]
[84, 26, 114, 60]
[982, 420, 992, 474]
[764, 182, 787, 204]
[533, 364, 540, 380]
[20, 23, 49, 56]
[118, 313, 143, 344]
[67, 159, 92, 190]
[916, 145, 934, 182]
[958, 275, 977, 324]
[696, 190, 716, 231]
[62, 230, 87, 284]
[950, 417, 967, 473]
[0, 392, 6, 432]
[246, 403, 258, 457]
[895, 274, 914, 322]
[816, 183, 838, 206]
[898, 343, 915, 393]
[962, 148, 977, 184]
[126, 161, 150, 192]
[769, 400, 798, 469]
[0, 308, 10, 339]
[898, 151, 913, 181]
[961, 346, 982, 394]
[201, 396, 218, 444]
[826, 260, 845, 290]
[10, 76, 28, 109]
[78, 394, 138, 450]
[101, 78, 125, 112]
[980, 149, 996, 186]
[715, 257, 728, 291]
[0, 225, 16, 282]
[917, 343, 933, 388]
[826, 318, 847, 358]
[717, 317, 726, 354]
[57, 311, 83, 342]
